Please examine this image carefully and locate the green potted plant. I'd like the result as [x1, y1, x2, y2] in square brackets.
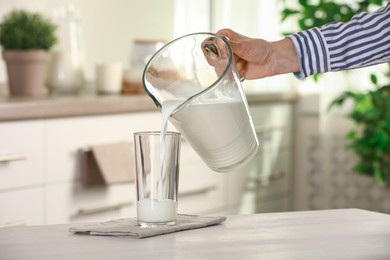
[0, 9, 57, 96]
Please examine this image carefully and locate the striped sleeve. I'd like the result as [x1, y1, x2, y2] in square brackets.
[288, 2, 390, 79]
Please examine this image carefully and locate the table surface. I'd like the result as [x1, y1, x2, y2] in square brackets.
[0, 209, 389, 259]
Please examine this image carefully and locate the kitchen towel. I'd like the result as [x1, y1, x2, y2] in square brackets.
[81, 142, 135, 186]
[69, 214, 226, 239]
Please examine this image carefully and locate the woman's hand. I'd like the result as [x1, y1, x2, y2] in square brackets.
[216, 28, 299, 79]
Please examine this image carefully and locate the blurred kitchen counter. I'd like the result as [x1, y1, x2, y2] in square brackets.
[0, 90, 298, 122]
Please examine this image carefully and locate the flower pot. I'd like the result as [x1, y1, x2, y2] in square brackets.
[2, 50, 49, 97]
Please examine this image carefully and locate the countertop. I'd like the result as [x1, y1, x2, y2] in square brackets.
[0, 90, 298, 121]
[0, 209, 389, 259]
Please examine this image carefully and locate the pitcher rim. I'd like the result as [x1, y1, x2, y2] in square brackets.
[142, 32, 234, 113]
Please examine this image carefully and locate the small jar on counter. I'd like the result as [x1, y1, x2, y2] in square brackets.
[122, 39, 165, 94]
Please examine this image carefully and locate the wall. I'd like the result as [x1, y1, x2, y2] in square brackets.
[211, 0, 295, 93]
[0, 0, 175, 85]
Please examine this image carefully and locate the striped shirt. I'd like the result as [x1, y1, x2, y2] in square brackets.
[288, 2, 390, 79]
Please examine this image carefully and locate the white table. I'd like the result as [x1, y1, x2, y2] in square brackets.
[1, 209, 389, 259]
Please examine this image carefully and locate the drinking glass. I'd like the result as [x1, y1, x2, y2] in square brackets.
[134, 131, 180, 227]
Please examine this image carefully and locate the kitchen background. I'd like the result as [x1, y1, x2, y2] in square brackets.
[0, 0, 389, 227]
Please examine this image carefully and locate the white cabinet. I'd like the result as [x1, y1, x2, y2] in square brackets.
[0, 100, 294, 225]
[0, 111, 231, 225]
[44, 112, 161, 224]
[176, 138, 228, 214]
[43, 112, 228, 224]
[178, 161, 227, 214]
[0, 120, 45, 226]
[238, 102, 293, 214]
[0, 187, 44, 227]
[46, 182, 136, 224]
[0, 120, 45, 190]
[45, 112, 161, 183]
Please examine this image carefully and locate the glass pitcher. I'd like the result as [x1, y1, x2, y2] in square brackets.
[46, 4, 86, 94]
[143, 32, 258, 172]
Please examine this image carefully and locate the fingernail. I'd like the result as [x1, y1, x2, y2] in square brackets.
[236, 61, 243, 70]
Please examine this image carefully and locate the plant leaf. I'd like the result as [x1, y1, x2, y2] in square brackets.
[370, 74, 379, 86]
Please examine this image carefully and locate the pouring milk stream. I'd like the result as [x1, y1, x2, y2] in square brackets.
[143, 33, 259, 200]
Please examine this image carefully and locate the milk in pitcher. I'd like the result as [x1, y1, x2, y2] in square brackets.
[169, 99, 258, 172]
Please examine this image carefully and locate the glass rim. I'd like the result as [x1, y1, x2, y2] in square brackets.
[134, 131, 181, 136]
